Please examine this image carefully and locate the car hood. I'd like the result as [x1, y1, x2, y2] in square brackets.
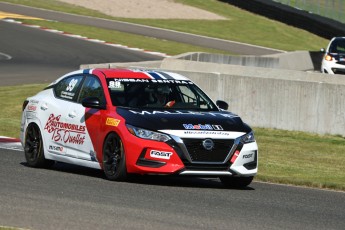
[116, 107, 251, 133]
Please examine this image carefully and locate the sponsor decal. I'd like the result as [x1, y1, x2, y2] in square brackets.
[243, 153, 254, 159]
[183, 131, 230, 136]
[108, 80, 122, 89]
[109, 79, 193, 85]
[150, 150, 173, 160]
[212, 125, 224, 130]
[183, 124, 223, 130]
[60, 78, 79, 99]
[129, 110, 238, 118]
[44, 114, 86, 145]
[161, 130, 245, 139]
[29, 99, 39, 104]
[183, 124, 212, 130]
[27, 105, 37, 111]
[106, 117, 120, 127]
[150, 79, 192, 84]
[61, 91, 75, 99]
[66, 78, 78, 91]
[25, 111, 37, 119]
[49, 145, 64, 152]
[110, 79, 150, 85]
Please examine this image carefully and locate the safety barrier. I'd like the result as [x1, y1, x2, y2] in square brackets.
[81, 53, 345, 136]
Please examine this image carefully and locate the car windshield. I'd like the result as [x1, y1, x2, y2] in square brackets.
[329, 38, 345, 54]
[107, 79, 218, 111]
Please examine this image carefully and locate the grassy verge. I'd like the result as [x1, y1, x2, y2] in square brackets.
[255, 128, 345, 191]
[1, 84, 344, 191]
[0, 84, 46, 138]
[0, 0, 329, 51]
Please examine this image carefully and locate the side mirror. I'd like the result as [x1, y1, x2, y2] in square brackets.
[82, 97, 106, 110]
[216, 100, 229, 110]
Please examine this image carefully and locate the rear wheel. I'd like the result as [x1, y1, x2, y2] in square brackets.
[219, 176, 254, 188]
[24, 123, 54, 168]
[103, 132, 127, 181]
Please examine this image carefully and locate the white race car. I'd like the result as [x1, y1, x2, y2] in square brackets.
[21, 68, 258, 188]
[321, 37, 345, 74]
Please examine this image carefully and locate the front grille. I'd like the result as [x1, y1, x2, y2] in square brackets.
[182, 138, 234, 163]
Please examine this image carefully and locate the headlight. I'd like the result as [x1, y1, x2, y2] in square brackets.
[241, 131, 255, 144]
[126, 124, 171, 142]
[324, 54, 333, 61]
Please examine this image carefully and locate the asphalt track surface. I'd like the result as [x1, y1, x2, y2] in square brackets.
[0, 1, 283, 56]
[0, 148, 344, 230]
[0, 20, 162, 86]
[0, 3, 344, 230]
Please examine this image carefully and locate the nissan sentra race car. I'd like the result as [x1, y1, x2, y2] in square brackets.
[20, 68, 258, 188]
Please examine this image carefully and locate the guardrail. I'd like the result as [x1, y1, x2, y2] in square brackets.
[173, 51, 323, 71]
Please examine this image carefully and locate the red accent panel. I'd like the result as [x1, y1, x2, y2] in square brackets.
[230, 150, 240, 163]
[84, 108, 107, 164]
[124, 137, 185, 174]
[93, 69, 152, 79]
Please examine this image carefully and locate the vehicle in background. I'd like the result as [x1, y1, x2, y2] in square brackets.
[321, 37, 345, 74]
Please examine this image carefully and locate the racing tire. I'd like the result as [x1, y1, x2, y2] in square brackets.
[103, 132, 127, 181]
[219, 176, 254, 188]
[24, 123, 54, 168]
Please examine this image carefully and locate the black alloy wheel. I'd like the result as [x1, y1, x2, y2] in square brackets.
[103, 132, 127, 181]
[24, 123, 54, 168]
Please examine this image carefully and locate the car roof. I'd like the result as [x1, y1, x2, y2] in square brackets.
[332, 37, 345, 41]
[48, 68, 193, 88]
[93, 68, 191, 81]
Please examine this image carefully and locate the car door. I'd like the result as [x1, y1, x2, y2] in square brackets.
[65, 75, 106, 162]
[42, 74, 84, 159]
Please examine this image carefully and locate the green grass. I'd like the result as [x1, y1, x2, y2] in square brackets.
[1, 84, 345, 191]
[0, 0, 329, 52]
[276, 0, 345, 24]
[255, 128, 345, 191]
[125, 0, 328, 51]
[0, 84, 46, 138]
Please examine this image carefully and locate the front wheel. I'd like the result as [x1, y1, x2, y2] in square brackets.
[102, 132, 127, 181]
[219, 176, 254, 188]
[24, 123, 54, 168]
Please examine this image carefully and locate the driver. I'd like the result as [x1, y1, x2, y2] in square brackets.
[149, 85, 175, 107]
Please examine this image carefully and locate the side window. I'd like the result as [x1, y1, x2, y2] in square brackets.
[78, 76, 105, 105]
[179, 85, 197, 104]
[54, 75, 84, 101]
[178, 85, 209, 109]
